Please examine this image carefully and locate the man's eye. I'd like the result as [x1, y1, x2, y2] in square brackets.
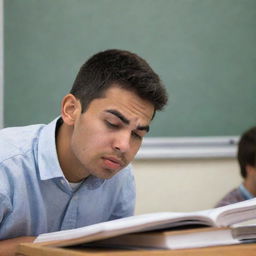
[132, 131, 142, 140]
[105, 121, 119, 128]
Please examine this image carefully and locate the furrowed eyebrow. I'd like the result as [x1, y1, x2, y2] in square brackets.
[105, 110, 130, 125]
[137, 125, 150, 133]
[105, 109, 150, 133]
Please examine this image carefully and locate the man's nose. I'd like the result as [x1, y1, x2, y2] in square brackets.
[113, 132, 131, 153]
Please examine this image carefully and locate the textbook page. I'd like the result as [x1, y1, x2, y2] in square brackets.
[34, 211, 214, 246]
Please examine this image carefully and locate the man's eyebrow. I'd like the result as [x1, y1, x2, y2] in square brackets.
[105, 110, 130, 125]
[105, 109, 150, 133]
[137, 125, 150, 133]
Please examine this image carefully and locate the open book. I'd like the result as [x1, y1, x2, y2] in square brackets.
[87, 227, 239, 250]
[34, 198, 256, 248]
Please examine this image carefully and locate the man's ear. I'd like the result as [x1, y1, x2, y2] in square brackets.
[61, 94, 81, 126]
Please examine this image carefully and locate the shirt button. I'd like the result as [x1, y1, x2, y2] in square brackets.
[61, 179, 65, 185]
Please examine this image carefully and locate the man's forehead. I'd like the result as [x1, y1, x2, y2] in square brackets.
[89, 86, 155, 120]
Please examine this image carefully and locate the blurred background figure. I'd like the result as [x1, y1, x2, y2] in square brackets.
[215, 127, 256, 207]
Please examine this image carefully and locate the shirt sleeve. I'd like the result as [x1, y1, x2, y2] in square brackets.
[109, 166, 136, 220]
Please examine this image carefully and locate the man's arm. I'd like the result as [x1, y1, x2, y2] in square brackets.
[0, 236, 35, 256]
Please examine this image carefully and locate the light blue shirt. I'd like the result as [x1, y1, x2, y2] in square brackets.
[0, 118, 135, 239]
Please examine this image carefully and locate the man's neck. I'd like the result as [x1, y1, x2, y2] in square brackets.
[56, 122, 90, 182]
[243, 179, 256, 197]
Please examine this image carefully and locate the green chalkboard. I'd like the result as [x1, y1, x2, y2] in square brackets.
[4, 0, 256, 137]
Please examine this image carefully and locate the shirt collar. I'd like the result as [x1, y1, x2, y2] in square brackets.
[239, 184, 254, 200]
[38, 117, 64, 180]
[84, 175, 105, 190]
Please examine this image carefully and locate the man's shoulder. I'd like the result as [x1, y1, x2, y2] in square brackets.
[0, 124, 45, 163]
[215, 187, 245, 208]
[223, 187, 243, 199]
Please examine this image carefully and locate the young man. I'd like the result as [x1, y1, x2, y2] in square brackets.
[215, 126, 256, 207]
[0, 49, 168, 255]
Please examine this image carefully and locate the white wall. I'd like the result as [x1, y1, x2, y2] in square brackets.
[133, 158, 242, 214]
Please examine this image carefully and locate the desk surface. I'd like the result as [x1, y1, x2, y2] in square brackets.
[17, 243, 256, 256]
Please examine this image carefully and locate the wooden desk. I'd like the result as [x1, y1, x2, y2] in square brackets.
[17, 243, 256, 256]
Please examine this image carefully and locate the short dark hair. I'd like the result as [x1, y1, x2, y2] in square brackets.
[70, 49, 168, 117]
[237, 126, 256, 178]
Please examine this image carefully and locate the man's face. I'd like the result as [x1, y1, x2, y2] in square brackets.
[249, 166, 256, 185]
[70, 86, 154, 180]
